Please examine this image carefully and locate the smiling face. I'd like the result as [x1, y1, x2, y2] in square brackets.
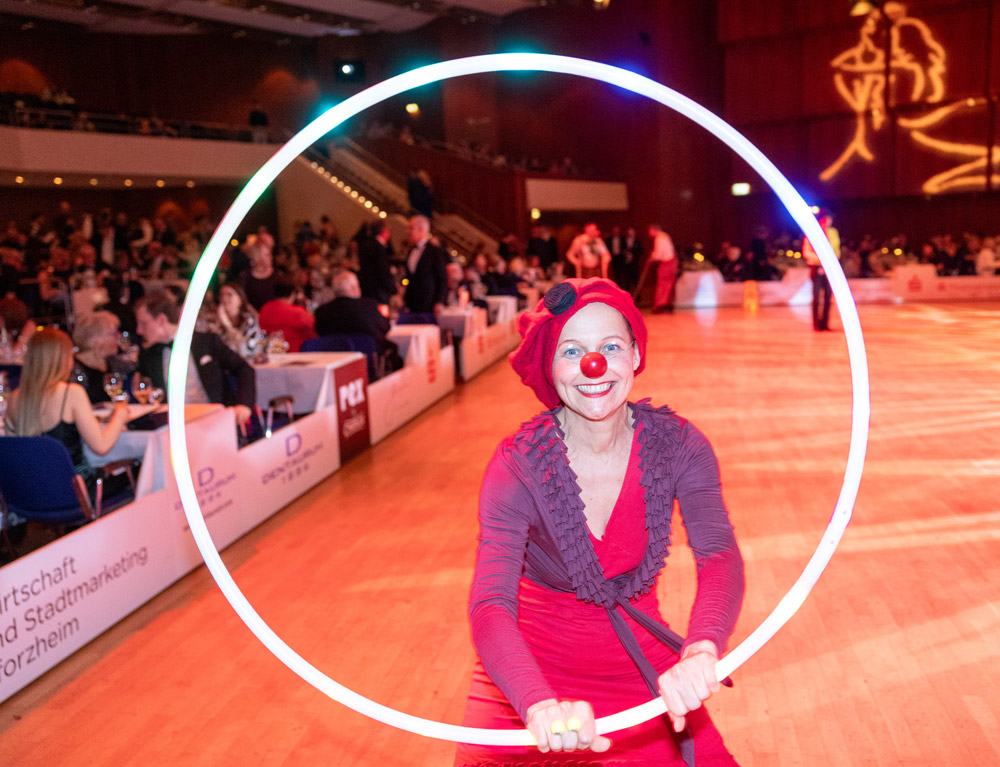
[552, 302, 639, 423]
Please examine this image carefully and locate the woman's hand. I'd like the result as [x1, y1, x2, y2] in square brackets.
[217, 304, 235, 331]
[525, 698, 612, 754]
[657, 640, 721, 733]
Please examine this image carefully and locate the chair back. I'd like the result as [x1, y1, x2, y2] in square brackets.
[396, 312, 438, 326]
[0, 436, 89, 525]
[300, 334, 356, 353]
[301, 333, 379, 380]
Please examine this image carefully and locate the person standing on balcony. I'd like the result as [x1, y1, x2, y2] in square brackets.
[249, 102, 269, 144]
[407, 170, 435, 218]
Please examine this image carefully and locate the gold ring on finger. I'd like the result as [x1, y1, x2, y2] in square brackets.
[550, 720, 566, 735]
[566, 716, 583, 732]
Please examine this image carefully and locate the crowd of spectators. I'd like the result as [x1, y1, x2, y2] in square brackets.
[1, 88, 265, 142]
[674, 226, 1000, 283]
[363, 120, 590, 176]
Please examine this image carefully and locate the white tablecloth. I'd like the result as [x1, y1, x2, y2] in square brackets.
[83, 403, 225, 498]
[485, 295, 518, 324]
[386, 324, 440, 365]
[437, 307, 488, 338]
[253, 351, 365, 413]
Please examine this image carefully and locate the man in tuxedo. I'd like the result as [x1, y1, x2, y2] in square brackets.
[135, 288, 256, 427]
[357, 219, 396, 306]
[402, 215, 448, 316]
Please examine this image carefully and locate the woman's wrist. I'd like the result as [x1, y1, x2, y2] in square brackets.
[680, 640, 719, 661]
[525, 698, 559, 722]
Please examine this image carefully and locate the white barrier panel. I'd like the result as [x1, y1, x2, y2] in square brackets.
[368, 346, 455, 444]
[0, 491, 198, 697]
[236, 408, 342, 522]
[164, 408, 244, 552]
[459, 319, 520, 381]
[891, 264, 1000, 302]
[675, 269, 812, 308]
[675, 267, 1000, 308]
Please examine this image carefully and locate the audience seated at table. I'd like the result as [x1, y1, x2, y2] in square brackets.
[259, 279, 317, 353]
[3, 327, 129, 496]
[314, 272, 402, 375]
[71, 311, 121, 403]
[198, 282, 262, 358]
[135, 288, 255, 428]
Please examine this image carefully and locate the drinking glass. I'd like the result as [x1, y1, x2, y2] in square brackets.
[103, 372, 126, 403]
[133, 375, 153, 405]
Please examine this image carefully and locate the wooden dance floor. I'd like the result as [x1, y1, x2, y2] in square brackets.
[2, 302, 999, 766]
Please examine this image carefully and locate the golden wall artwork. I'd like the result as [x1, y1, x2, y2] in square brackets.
[821, 1, 998, 193]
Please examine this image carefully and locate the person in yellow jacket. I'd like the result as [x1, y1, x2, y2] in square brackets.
[802, 210, 841, 331]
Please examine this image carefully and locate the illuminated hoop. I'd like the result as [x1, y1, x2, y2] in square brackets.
[168, 54, 870, 746]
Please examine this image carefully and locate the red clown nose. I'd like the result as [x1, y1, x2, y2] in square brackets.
[579, 351, 608, 379]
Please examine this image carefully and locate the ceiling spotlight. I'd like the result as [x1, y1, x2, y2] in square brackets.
[90, 178, 98, 186]
[53, 177, 63, 185]
[156, 179, 165, 188]
[593, 0, 610, 9]
[14, 176, 24, 184]
[186, 180, 196, 188]
[124, 179, 133, 187]
[850, 0, 878, 16]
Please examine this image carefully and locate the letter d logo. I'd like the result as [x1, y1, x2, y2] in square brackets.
[197, 467, 215, 487]
[285, 433, 302, 456]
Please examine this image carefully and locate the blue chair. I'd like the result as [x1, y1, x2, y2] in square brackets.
[300, 333, 357, 353]
[0, 436, 135, 528]
[396, 312, 438, 326]
[301, 333, 380, 381]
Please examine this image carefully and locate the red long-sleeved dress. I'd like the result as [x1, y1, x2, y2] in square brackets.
[455, 402, 745, 767]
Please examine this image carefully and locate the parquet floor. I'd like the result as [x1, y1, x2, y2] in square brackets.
[2, 301, 998, 766]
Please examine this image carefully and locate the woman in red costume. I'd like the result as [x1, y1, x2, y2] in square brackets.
[455, 278, 744, 766]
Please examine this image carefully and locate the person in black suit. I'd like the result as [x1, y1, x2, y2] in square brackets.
[402, 215, 448, 316]
[357, 219, 396, 306]
[314, 272, 402, 376]
[134, 288, 256, 428]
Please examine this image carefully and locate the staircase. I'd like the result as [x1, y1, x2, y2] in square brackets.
[312, 138, 502, 260]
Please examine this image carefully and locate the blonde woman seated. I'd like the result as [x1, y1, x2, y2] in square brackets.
[4, 327, 130, 499]
[72, 310, 121, 404]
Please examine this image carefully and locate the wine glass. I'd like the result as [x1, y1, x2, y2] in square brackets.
[148, 387, 164, 406]
[102, 372, 126, 403]
[133, 375, 153, 405]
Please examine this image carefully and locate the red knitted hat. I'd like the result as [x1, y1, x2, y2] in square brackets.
[509, 277, 648, 409]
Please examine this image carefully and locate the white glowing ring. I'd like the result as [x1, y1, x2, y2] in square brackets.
[168, 53, 870, 746]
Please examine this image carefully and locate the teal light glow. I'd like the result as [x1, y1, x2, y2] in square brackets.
[168, 53, 870, 746]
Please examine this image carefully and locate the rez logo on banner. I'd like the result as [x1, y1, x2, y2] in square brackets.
[339, 379, 365, 410]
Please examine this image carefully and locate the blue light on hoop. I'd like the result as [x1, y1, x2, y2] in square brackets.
[167, 53, 870, 746]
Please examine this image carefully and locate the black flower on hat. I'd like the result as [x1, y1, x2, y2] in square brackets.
[544, 282, 577, 315]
